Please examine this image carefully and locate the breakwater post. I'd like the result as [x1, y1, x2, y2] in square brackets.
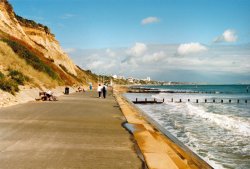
[133, 98, 248, 104]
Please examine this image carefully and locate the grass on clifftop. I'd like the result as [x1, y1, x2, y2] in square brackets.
[0, 69, 30, 95]
[2, 39, 59, 80]
[0, 41, 60, 88]
[8, 69, 30, 86]
[0, 70, 19, 95]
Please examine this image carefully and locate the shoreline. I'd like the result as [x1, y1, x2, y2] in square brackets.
[114, 85, 213, 169]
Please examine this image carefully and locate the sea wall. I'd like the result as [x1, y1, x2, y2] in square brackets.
[113, 85, 212, 169]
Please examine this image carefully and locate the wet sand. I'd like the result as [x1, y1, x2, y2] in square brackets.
[0, 91, 142, 169]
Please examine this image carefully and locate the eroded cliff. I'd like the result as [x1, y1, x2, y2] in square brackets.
[0, 0, 77, 76]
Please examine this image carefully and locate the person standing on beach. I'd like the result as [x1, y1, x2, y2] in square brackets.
[89, 83, 92, 91]
[97, 84, 102, 98]
[102, 84, 107, 99]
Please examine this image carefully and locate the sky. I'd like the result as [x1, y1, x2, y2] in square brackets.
[9, 0, 250, 83]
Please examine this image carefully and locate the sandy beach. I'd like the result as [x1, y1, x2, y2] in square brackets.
[0, 91, 142, 169]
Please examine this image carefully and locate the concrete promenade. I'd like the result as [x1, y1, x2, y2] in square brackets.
[0, 91, 142, 169]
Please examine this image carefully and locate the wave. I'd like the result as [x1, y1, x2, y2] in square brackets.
[186, 103, 250, 137]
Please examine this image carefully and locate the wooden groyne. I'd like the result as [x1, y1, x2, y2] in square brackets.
[133, 98, 249, 104]
[133, 98, 164, 104]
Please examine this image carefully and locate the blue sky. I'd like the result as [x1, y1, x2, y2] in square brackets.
[9, 0, 250, 83]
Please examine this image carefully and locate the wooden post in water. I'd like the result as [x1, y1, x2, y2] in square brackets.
[221, 100, 223, 103]
[196, 99, 198, 103]
[136, 98, 138, 103]
[145, 98, 147, 102]
[237, 99, 240, 103]
[171, 98, 173, 102]
[213, 99, 215, 103]
[188, 99, 190, 102]
[229, 99, 231, 103]
[205, 99, 207, 103]
[180, 99, 182, 103]
[163, 98, 165, 102]
[245, 100, 247, 103]
[154, 98, 156, 102]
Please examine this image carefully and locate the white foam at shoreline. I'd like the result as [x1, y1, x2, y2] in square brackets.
[186, 103, 250, 137]
[125, 92, 250, 169]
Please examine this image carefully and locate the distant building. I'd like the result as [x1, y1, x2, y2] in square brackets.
[141, 76, 151, 82]
[118, 76, 125, 80]
[112, 75, 126, 80]
[127, 77, 134, 83]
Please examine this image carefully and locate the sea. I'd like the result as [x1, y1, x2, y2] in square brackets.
[124, 84, 250, 169]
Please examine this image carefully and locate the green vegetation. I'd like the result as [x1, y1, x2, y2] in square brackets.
[3, 0, 53, 35]
[0, 71, 4, 79]
[4, 0, 14, 15]
[60, 64, 83, 83]
[0, 69, 30, 95]
[8, 69, 30, 85]
[15, 14, 53, 35]
[3, 39, 59, 80]
[0, 71, 19, 95]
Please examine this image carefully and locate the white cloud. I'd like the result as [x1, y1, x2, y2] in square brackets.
[69, 44, 250, 83]
[106, 48, 116, 57]
[143, 51, 166, 62]
[122, 42, 147, 65]
[214, 29, 238, 43]
[86, 60, 103, 69]
[127, 42, 147, 57]
[141, 17, 160, 25]
[177, 42, 207, 56]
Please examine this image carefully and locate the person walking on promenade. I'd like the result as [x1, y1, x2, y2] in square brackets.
[97, 84, 102, 98]
[102, 84, 107, 99]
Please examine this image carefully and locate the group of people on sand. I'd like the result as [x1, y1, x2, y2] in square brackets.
[97, 84, 108, 98]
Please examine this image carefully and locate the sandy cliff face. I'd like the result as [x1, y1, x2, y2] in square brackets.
[0, 0, 77, 75]
[0, 0, 98, 108]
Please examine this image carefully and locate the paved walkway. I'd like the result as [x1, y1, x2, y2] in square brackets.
[0, 91, 142, 169]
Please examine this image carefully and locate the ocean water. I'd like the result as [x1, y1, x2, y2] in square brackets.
[124, 85, 250, 169]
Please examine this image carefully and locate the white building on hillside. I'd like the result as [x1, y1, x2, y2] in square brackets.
[146, 77, 151, 81]
[127, 77, 134, 83]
